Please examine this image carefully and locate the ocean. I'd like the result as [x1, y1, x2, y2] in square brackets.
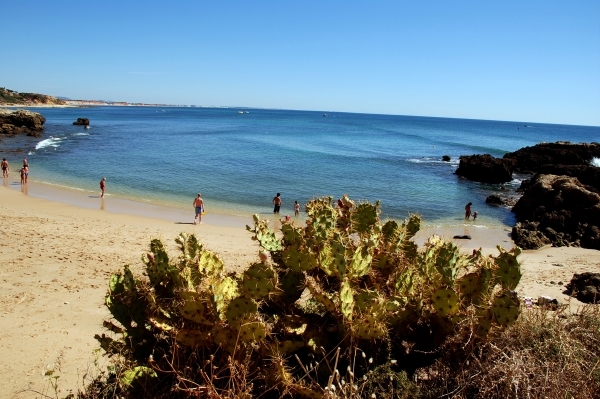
[2, 107, 599, 227]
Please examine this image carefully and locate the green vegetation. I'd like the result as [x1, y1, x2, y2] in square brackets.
[78, 196, 599, 398]
[0, 87, 66, 105]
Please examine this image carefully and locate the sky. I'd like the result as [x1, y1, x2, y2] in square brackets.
[1, 1, 599, 126]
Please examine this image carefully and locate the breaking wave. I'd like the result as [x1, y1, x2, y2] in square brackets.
[591, 157, 600, 167]
[35, 136, 65, 150]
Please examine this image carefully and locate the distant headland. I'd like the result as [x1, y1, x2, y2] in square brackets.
[0, 86, 215, 108]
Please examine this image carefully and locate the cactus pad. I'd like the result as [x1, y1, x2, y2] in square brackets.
[242, 262, 278, 299]
[351, 202, 379, 234]
[198, 250, 224, 277]
[178, 291, 213, 325]
[431, 288, 460, 316]
[495, 247, 522, 290]
[353, 314, 387, 339]
[281, 224, 303, 246]
[456, 272, 482, 297]
[340, 278, 354, 320]
[211, 277, 239, 320]
[282, 245, 317, 272]
[175, 329, 210, 347]
[306, 277, 337, 314]
[226, 297, 259, 328]
[239, 321, 268, 343]
[318, 240, 346, 277]
[212, 324, 238, 353]
[492, 291, 521, 326]
[348, 245, 372, 277]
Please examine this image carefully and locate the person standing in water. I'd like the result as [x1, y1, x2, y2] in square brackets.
[465, 202, 473, 220]
[294, 200, 300, 216]
[193, 193, 204, 224]
[272, 193, 282, 214]
[100, 177, 106, 197]
[1, 158, 8, 177]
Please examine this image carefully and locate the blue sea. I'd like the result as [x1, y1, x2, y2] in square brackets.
[2, 107, 599, 227]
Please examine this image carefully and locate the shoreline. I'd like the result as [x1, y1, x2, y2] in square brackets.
[1, 185, 598, 396]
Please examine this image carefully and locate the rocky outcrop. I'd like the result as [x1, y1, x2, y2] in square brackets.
[0, 87, 66, 106]
[455, 154, 516, 183]
[566, 272, 600, 303]
[73, 118, 90, 126]
[0, 109, 46, 137]
[486, 195, 504, 205]
[536, 164, 600, 193]
[511, 174, 600, 250]
[442, 155, 451, 162]
[503, 142, 600, 174]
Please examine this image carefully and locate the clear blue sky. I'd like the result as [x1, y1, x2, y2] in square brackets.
[1, 1, 599, 126]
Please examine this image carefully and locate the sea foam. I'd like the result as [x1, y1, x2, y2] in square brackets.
[591, 157, 600, 167]
[35, 136, 64, 150]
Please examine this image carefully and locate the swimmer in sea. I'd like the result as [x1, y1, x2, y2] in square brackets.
[465, 202, 472, 220]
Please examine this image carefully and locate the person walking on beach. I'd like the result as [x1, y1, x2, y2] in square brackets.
[294, 200, 300, 216]
[193, 193, 204, 224]
[1, 158, 8, 177]
[19, 168, 25, 185]
[465, 202, 472, 220]
[100, 177, 106, 198]
[23, 165, 29, 183]
[273, 193, 282, 214]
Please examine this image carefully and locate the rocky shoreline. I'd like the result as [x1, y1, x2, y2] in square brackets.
[457, 142, 600, 250]
[0, 108, 46, 137]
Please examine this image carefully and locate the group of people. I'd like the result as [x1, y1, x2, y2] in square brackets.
[465, 202, 478, 221]
[1, 157, 29, 184]
[272, 193, 301, 216]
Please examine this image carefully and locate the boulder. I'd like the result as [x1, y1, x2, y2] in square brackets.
[442, 155, 451, 162]
[503, 142, 600, 174]
[0, 109, 46, 136]
[455, 154, 516, 183]
[73, 118, 90, 126]
[566, 272, 600, 303]
[485, 195, 504, 206]
[511, 174, 600, 250]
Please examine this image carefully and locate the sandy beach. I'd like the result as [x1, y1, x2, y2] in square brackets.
[1, 183, 599, 398]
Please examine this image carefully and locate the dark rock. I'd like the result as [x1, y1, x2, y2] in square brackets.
[73, 118, 90, 126]
[516, 179, 531, 193]
[442, 155, 451, 162]
[485, 195, 504, 205]
[503, 142, 600, 174]
[566, 272, 600, 303]
[453, 235, 471, 239]
[511, 174, 600, 250]
[511, 221, 551, 249]
[0, 109, 46, 135]
[455, 154, 516, 183]
[536, 164, 600, 193]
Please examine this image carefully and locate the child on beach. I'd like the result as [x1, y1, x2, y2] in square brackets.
[19, 168, 25, 184]
[473, 211, 478, 221]
[294, 200, 300, 216]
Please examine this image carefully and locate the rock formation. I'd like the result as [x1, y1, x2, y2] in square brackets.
[503, 142, 600, 174]
[566, 272, 600, 303]
[442, 155, 451, 162]
[511, 174, 600, 250]
[0, 109, 46, 137]
[485, 195, 504, 205]
[73, 118, 90, 126]
[0, 87, 66, 106]
[454, 154, 516, 183]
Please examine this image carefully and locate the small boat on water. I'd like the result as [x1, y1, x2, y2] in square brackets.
[238, 111, 244, 114]
[323, 113, 327, 117]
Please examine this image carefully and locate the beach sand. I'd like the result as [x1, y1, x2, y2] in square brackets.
[1, 184, 598, 397]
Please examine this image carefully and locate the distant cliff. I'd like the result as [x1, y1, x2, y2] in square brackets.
[0, 87, 66, 106]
